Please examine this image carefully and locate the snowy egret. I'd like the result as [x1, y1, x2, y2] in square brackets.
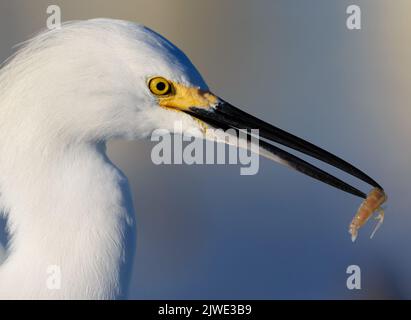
[0, 19, 382, 299]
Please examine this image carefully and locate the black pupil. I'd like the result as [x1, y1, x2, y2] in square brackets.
[156, 81, 166, 92]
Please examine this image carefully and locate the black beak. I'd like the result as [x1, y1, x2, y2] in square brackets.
[184, 99, 382, 199]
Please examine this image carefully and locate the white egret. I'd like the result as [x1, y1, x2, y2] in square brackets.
[0, 19, 382, 299]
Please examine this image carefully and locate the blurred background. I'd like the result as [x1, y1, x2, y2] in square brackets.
[0, 0, 410, 299]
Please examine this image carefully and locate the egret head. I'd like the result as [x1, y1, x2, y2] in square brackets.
[0, 19, 216, 141]
[1, 18, 380, 198]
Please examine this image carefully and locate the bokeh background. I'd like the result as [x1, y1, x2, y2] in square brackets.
[0, 0, 410, 299]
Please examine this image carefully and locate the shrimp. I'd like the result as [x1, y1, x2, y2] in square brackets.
[349, 187, 387, 242]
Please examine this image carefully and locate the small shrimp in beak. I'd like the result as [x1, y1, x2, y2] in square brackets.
[349, 188, 387, 242]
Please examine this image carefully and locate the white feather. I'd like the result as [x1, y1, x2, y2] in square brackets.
[0, 18, 207, 299]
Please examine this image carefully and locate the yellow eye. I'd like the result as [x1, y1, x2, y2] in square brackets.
[148, 77, 172, 96]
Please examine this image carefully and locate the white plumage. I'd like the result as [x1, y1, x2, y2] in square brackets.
[0, 19, 209, 299]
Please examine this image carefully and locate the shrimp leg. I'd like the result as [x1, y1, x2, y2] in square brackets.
[370, 207, 385, 239]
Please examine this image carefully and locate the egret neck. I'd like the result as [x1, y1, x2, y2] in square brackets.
[0, 140, 135, 299]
